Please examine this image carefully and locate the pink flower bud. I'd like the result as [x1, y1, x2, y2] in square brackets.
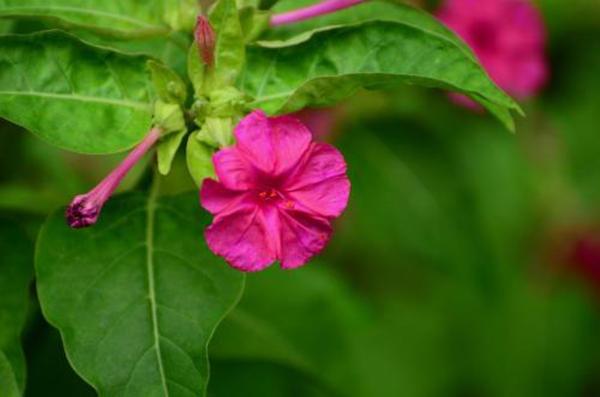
[66, 128, 161, 228]
[195, 15, 216, 66]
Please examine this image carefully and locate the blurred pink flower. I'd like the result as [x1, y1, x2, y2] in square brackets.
[200, 110, 350, 272]
[294, 107, 337, 139]
[437, 0, 548, 101]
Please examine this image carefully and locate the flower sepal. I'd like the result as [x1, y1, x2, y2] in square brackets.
[153, 100, 187, 137]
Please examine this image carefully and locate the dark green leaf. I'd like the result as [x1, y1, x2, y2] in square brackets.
[210, 264, 368, 396]
[0, 218, 33, 397]
[241, 18, 520, 130]
[36, 191, 245, 396]
[0, 31, 156, 154]
[209, 360, 332, 397]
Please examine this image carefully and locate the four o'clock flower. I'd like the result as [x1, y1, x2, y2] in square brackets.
[200, 110, 351, 271]
[65, 128, 161, 228]
[437, 0, 548, 101]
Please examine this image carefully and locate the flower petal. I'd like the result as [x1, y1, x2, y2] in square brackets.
[234, 110, 312, 175]
[205, 206, 277, 272]
[278, 210, 332, 269]
[213, 147, 255, 190]
[286, 143, 347, 189]
[283, 143, 350, 217]
[200, 178, 248, 215]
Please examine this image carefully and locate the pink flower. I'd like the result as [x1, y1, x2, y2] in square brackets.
[437, 0, 548, 100]
[294, 107, 338, 140]
[200, 110, 350, 272]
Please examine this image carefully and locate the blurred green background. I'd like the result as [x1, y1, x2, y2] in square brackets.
[2, 0, 600, 396]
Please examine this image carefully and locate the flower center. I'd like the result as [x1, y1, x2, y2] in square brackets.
[258, 188, 280, 202]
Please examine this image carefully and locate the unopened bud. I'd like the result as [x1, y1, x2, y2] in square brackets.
[65, 128, 161, 229]
[195, 15, 216, 66]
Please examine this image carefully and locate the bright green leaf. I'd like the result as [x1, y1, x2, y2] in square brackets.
[157, 129, 187, 176]
[188, 43, 206, 98]
[208, 0, 245, 89]
[0, 219, 33, 397]
[241, 20, 520, 130]
[239, 6, 270, 43]
[36, 192, 245, 396]
[148, 60, 187, 104]
[0, 31, 155, 154]
[186, 133, 216, 186]
[0, 0, 197, 38]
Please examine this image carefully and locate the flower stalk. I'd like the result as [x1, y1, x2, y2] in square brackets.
[66, 127, 162, 228]
[270, 0, 365, 26]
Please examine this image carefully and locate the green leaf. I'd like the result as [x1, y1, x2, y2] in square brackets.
[188, 43, 206, 98]
[239, 6, 270, 43]
[208, 0, 245, 89]
[157, 129, 186, 176]
[210, 264, 369, 396]
[0, 31, 156, 154]
[148, 60, 187, 104]
[0, 218, 33, 397]
[241, 19, 521, 130]
[260, 1, 472, 54]
[0, 0, 197, 38]
[186, 133, 216, 186]
[36, 191, 245, 396]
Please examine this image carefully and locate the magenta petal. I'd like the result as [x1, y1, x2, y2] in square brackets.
[279, 210, 332, 269]
[235, 110, 312, 175]
[213, 147, 255, 190]
[286, 143, 347, 189]
[233, 110, 274, 173]
[287, 175, 350, 218]
[200, 179, 248, 215]
[205, 207, 277, 272]
[268, 114, 312, 173]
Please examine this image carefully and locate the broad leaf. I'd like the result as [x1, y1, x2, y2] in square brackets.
[0, 31, 156, 154]
[36, 192, 245, 396]
[260, 1, 473, 57]
[241, 19, 521, 130]
[0, 218, 33, 397]
[0, 0, 197, 38]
